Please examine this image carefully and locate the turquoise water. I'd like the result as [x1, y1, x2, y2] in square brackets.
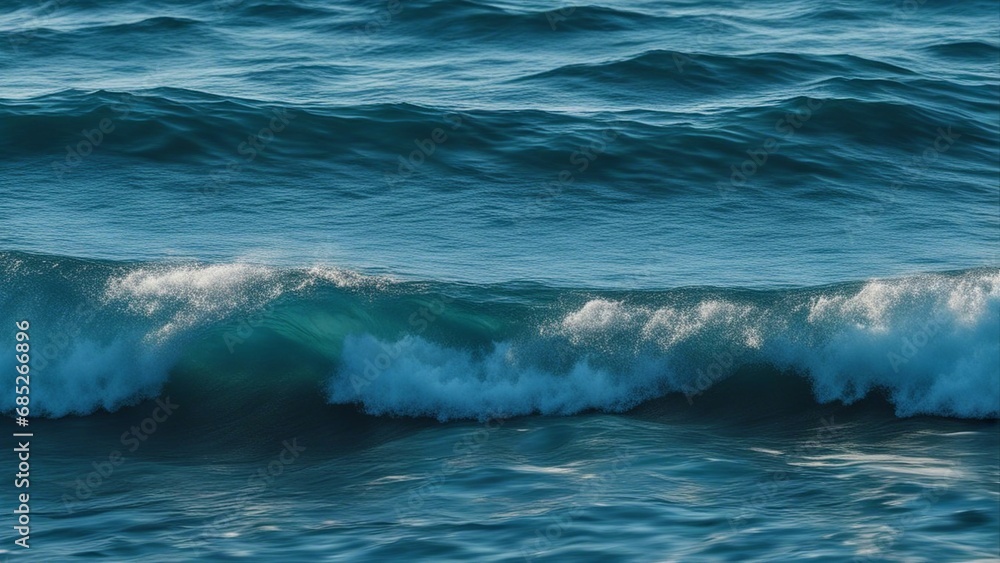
[1, 0, 998, 560]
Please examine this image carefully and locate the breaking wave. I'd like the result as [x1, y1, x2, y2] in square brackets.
[1, 251, 997, 420]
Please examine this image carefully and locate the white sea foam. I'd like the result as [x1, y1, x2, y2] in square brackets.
[329, 270, 1000, 420]
[5, 266, 997, 419]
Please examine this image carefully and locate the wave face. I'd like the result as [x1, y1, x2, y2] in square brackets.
[2, 252, 997, 420]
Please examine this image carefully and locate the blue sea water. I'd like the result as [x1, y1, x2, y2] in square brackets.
[0, 0, 998, 561]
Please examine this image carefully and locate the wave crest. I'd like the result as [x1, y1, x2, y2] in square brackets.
[2, 252, 997, 420]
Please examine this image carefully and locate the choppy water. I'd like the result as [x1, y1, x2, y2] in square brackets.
[1, 0, 998, 561]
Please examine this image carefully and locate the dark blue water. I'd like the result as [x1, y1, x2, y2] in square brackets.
[1, 0, 998, 561]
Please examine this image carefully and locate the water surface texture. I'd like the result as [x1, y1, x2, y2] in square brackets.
[0, 0, 998, 561]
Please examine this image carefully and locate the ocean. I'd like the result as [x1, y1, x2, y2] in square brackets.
[0, 0, 998, 561]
